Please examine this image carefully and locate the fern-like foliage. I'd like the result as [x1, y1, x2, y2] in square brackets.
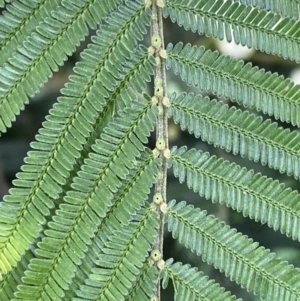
[166, 42, 300, 126]
[167, 200, 300, 301]
[0, 0, 63, 66]
[0, 0, 300, 300]
[233, 0, 300, 19]
[164, 0, 300, 61]
[162, 260, 242, 301]
[169, 93, 300, 179]
[75, 206, 159, 300]
[170, 146, 300, 239]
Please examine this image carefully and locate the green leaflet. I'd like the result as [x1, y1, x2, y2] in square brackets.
[0, 0, 124, 133]
[164, 0, 300, 61]
[0, 0, 62, 66]
[11, 100, 157, 300]
[170, 146, 300, 240]
[232, 0, 300, 19]
[70, 151, 159, 297]
[166, 42, 300, 126]
[0, 0, 153, 279]
[162, 259, 241, 301]
[167, 200, 300, 301]
[169, 92, 300, 179]
[0, 0, 299, 300]
[74, 207, 159, 300]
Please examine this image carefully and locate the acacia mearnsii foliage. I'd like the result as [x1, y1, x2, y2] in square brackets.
[0, 0, 300, 301]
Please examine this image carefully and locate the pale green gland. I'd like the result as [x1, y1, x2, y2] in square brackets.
[153, 193, 163, 204]
[148, 46, 155, 55]
[162, 96, 170, 107]
[152, 34, 161, 48]
[160, 202, 168, 213]
[151, 96, 158, 105]
[157, 258, 165, 270]
[150, 249, 162, 262]
[152, 148, 160, 158]
[163, 148, 171, 159]
[156, 139, 165, 150]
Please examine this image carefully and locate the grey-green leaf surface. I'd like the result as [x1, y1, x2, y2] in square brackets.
[170, 146, 300, 240]
[164, 0, 300, 61]
[166, 42, 300, 126]
[163, 259, 242, 301]
[169, 92, 300, 179]
[167, 200, 300, 301]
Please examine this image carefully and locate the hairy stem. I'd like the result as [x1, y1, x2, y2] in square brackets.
[151, 0, 168, 300]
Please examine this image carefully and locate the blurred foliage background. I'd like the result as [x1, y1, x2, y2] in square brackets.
[1, 4, 300, 301]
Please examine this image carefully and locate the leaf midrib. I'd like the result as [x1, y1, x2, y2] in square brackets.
[172, 102, 300, 157]
[170, 209, 300, 297]
[173, 154, 300, 220]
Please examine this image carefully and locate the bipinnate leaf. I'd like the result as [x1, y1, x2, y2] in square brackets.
[74, 206, 159, 300]
[170, 146, 300, 241]
[164, 0, 300, 61]
[169, 92, 300, 179]
[162, 259, 242, 301]
[167, 200, 300, 301]
[166, 42, 300, 126]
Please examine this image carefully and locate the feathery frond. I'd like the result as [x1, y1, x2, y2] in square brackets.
[11, 101, 157, 300]
[162, 259, 241, 301]
[164, 0, 300, 62]
[233, 0, 300, 19]
[0, 0, 127, 133]
[169, 92, 300, 179]
[166, 42, 300, 126]
[1, 151, 159, 300]
[0, 0, 62, 66]
[167, 200, 300, 301]
[0, 0, 154, 279]
[170, 146, 300, 240]
[75, 206, 159, 301]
